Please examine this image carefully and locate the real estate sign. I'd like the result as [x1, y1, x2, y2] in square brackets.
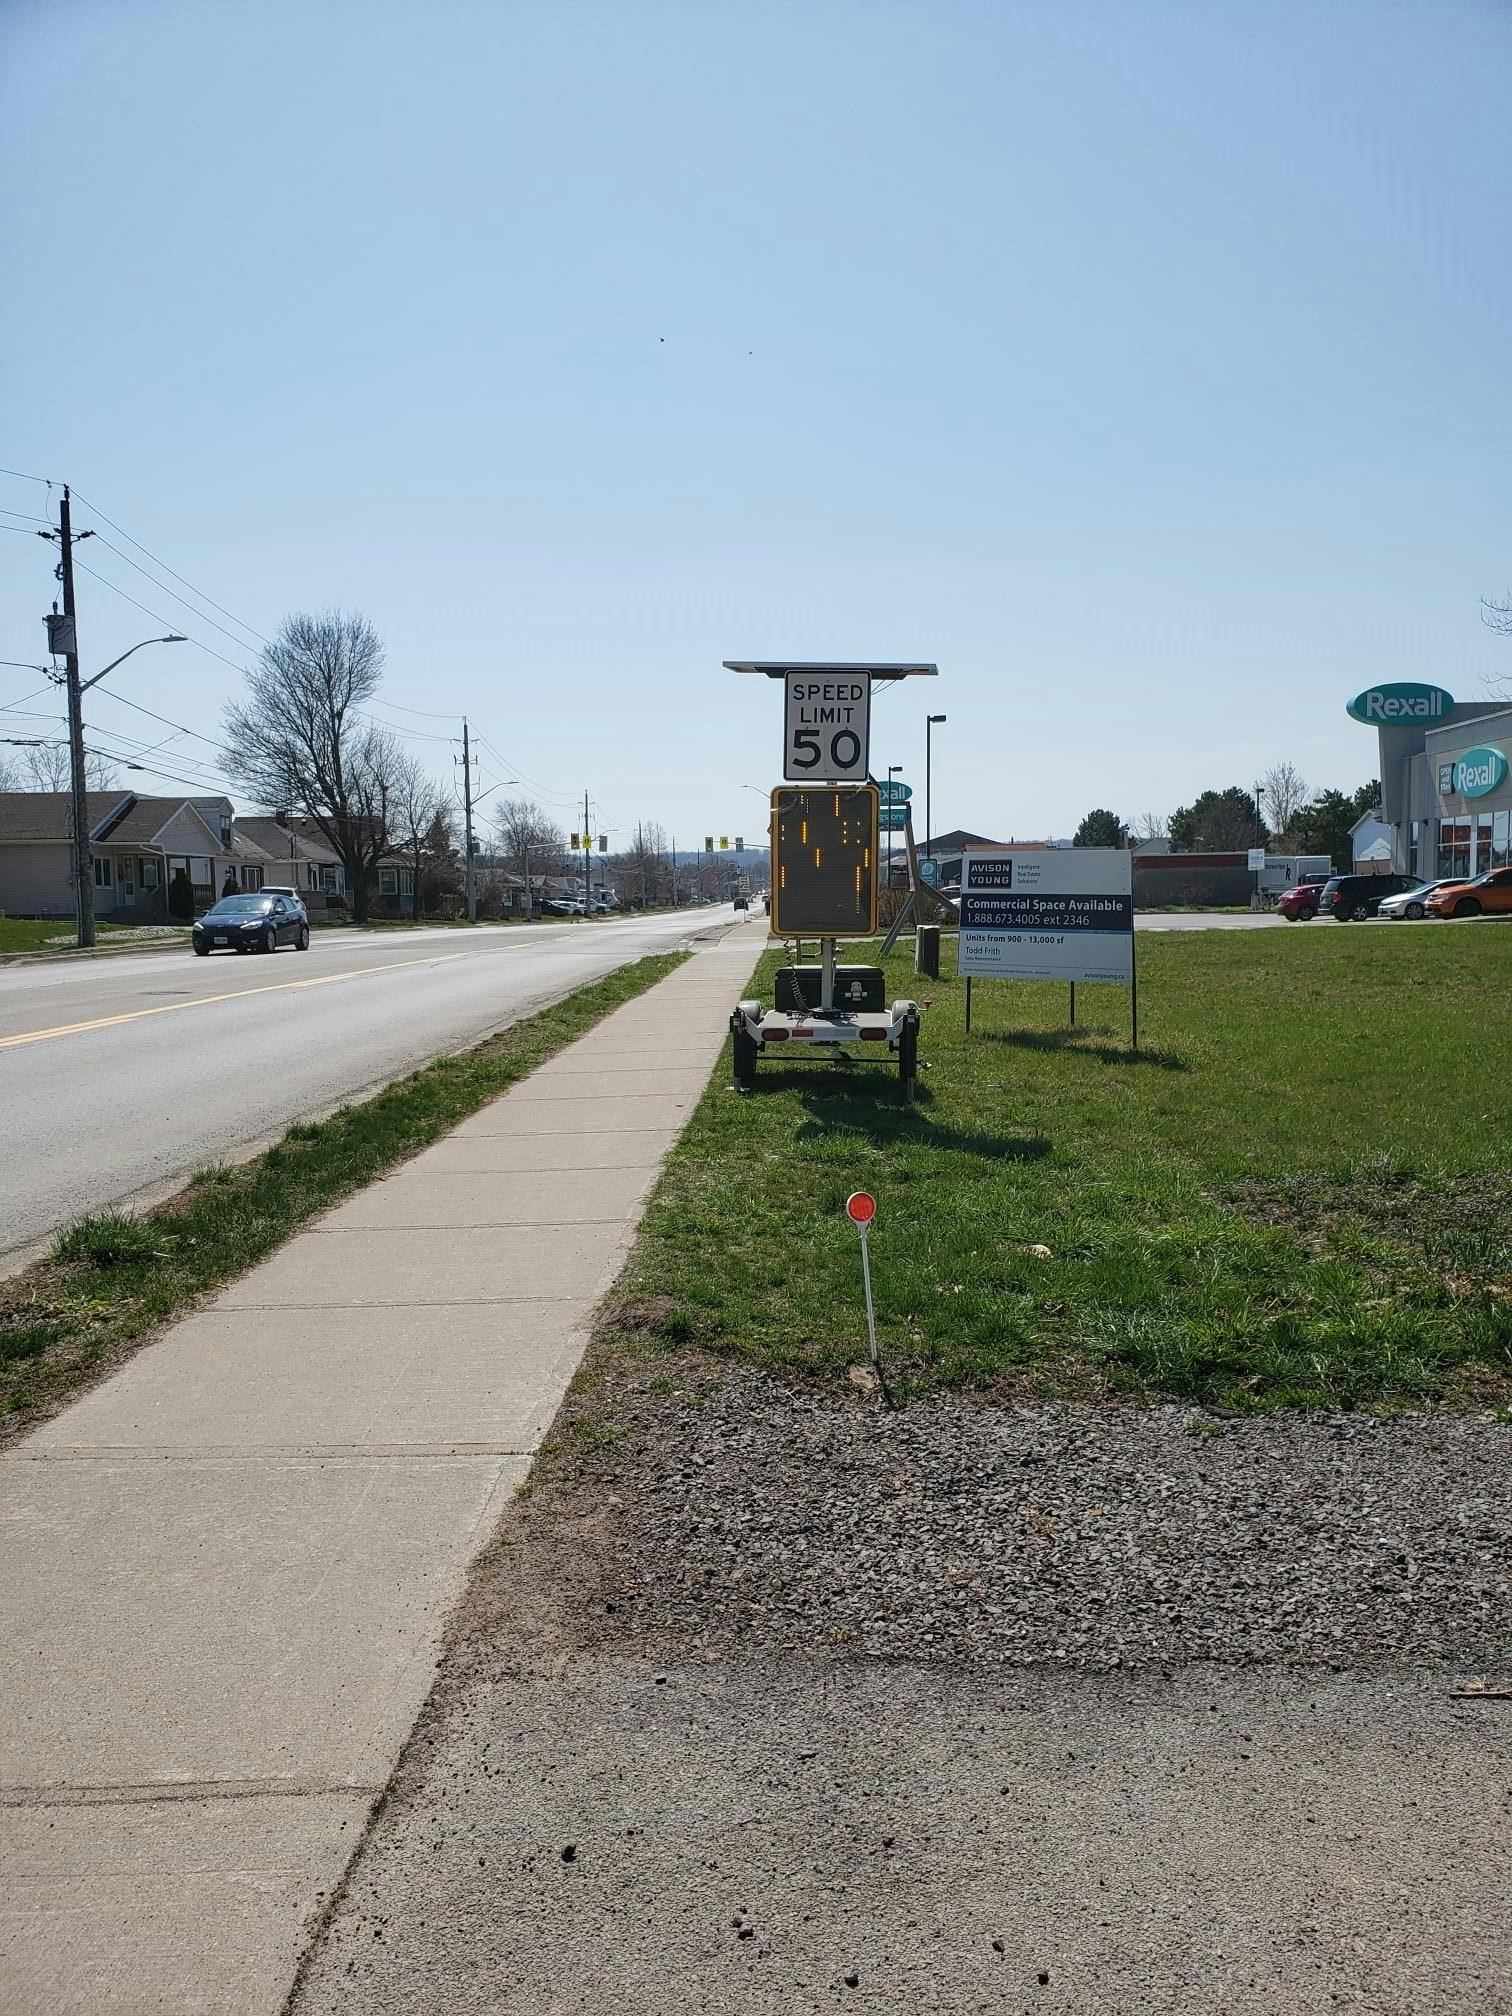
[958, 849, 1133, 983]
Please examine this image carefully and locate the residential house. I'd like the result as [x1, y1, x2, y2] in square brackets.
[232, 814, 349, 910]
[1350, 805, 1394, 874]
[0, 792, 270, 922]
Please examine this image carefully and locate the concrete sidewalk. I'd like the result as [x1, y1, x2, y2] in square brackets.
[0, 922, 762, 2015]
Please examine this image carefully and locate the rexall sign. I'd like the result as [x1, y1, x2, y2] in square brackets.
[1345, 682, 1454, 725]
[1451, 746, 1509, 799]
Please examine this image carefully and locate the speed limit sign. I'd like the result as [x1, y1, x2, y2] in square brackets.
[784, 671, 871, 783]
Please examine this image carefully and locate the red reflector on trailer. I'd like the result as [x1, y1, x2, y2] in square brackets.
[860, 1027, 886, 1039]
[763, 1027, 789, 1041]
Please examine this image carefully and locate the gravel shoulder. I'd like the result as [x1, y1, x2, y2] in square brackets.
[290, 1352, 1512, 2015]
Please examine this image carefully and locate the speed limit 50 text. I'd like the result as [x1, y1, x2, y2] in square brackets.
[784, 671, 871, 783]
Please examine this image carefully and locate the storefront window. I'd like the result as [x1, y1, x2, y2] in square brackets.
[1437, 819, 1471, 878]
[1408, 822, 1420, 879]
[1494, 810, 1511, 869]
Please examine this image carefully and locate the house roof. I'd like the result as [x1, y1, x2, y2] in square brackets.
[0, 791, 129, 843]
[233, 815, 342, 866]
[927, 830, 1010, 854]
[0, 791, 242, 850]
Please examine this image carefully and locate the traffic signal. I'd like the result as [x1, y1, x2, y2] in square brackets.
[735, 836, 744, 852]
[704, 835, 713, 852]
[598, 835, 608, 852]
[570, 833, 581, 850]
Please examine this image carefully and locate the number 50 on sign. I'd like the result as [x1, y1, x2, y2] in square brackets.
[784, 671, 871, 783]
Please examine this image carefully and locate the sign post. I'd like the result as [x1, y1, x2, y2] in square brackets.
[846, 1191, 880, 1371]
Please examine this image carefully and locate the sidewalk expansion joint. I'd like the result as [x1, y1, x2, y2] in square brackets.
[9, 1443, 538, 1462]
[191, 1293, 590, 1316]
[1, 1775, 383, 1809]
[305, 1217, 630, 1235]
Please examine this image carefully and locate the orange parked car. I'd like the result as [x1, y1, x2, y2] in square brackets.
[1425, 865, 1512, 919]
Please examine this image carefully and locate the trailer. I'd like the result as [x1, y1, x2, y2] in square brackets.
[721, 662, 938, 1100]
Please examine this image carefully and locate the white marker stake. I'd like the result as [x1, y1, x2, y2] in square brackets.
[846, 1191, 879, 1368]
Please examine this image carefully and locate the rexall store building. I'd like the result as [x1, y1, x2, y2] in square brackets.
[1354, 682, 1512, 881]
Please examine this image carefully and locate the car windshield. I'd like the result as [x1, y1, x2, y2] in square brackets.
[205, 897, 269, 918]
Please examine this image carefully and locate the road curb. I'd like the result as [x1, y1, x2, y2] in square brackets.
[0, 935, 191, 969]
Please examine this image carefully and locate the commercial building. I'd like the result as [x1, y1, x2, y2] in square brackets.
[1357, 682, 1512, 879]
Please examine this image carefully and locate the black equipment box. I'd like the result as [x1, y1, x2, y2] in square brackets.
[775, 965, 886, 1014]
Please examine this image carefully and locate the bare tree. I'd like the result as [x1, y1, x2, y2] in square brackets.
[612, 821, 672, 909]
[1481, 592, 1512, 698]
[1259, 762, 1309, 840]
[389, 753, 447, 922]
[21, 741, 117, 793]
[0, 751, 23, 791]
[494, 796, 565, 909]
[1130, 810, 1169, 842]
[221, 610, 401, 923]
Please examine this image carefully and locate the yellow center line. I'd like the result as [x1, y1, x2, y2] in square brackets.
[0, 953, 468, 1052]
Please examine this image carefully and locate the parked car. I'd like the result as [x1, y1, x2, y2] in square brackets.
[192, 892, 310, 955]
[1425, 865, 1512, 920]
[1377, 878, 1456, 921]
[733, 894, 749, 912]
[1277, 880, 1329, 922]
[1316, 872, 1415, 922]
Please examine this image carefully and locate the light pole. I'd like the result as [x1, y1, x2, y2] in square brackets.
[925, 714, 947, 861]
[66, 632, 186, 947]
[887, 763, 902, 885]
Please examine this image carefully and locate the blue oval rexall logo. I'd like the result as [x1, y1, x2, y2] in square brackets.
[1346, 682, 1454, 725]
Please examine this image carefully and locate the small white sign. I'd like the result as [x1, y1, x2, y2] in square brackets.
[958, 848, 1133, 984]
[784, 671, 871, 783]
[1247, 847, 1266, 871]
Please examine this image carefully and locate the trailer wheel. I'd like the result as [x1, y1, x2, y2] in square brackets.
[732, 1022, 759, 1093]
[897, 1015, 918, 1102]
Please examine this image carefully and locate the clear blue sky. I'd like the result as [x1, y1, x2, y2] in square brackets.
[4, 0, 1509, 847]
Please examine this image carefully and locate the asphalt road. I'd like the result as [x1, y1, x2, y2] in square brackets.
[0, 909, 731, 1270]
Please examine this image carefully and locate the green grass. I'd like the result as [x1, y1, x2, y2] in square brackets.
[0, 951, 687, 1430]
[609, 928, 1512, 1411]
[0, 919, 189, 954]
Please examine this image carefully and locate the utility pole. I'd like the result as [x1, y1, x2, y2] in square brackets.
[583, 789, 592, 913]
[461, 718, 476, 922]
[670, 835, 678, 907]
[53, 491, 96, 948]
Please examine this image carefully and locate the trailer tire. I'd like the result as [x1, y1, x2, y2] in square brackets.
[898, 1014, 918, 1102]
[732, 1022, 759, 1093]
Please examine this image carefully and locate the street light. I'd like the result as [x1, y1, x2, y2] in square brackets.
[925, 715, 947, 860]
[68, 634, 186, 947]
[80, 634, 186, 695]
[887, 763, 902, 886]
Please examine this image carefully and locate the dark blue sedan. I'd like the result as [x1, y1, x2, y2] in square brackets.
[192, 893, 310, 956]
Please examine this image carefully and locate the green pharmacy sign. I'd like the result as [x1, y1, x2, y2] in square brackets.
[1345, 682, 1454, 725]
[1451, 746, 1509, 799]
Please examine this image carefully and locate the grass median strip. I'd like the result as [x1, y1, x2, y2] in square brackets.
[605, 927, 1511, 1412]
[0, 950, 688, 1435]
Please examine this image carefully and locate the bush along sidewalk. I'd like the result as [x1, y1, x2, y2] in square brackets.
[0, 951, 688, 1437]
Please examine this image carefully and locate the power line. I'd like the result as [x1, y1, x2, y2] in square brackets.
[67, 486, 270, 646]
[367, 695, 459, 722]
[71, 558, 255, 678]
[0, 507, 50, 526]
[84, 531, 267, 654]
[89, 685, 225, 751]
[0, 466, 54, 485]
